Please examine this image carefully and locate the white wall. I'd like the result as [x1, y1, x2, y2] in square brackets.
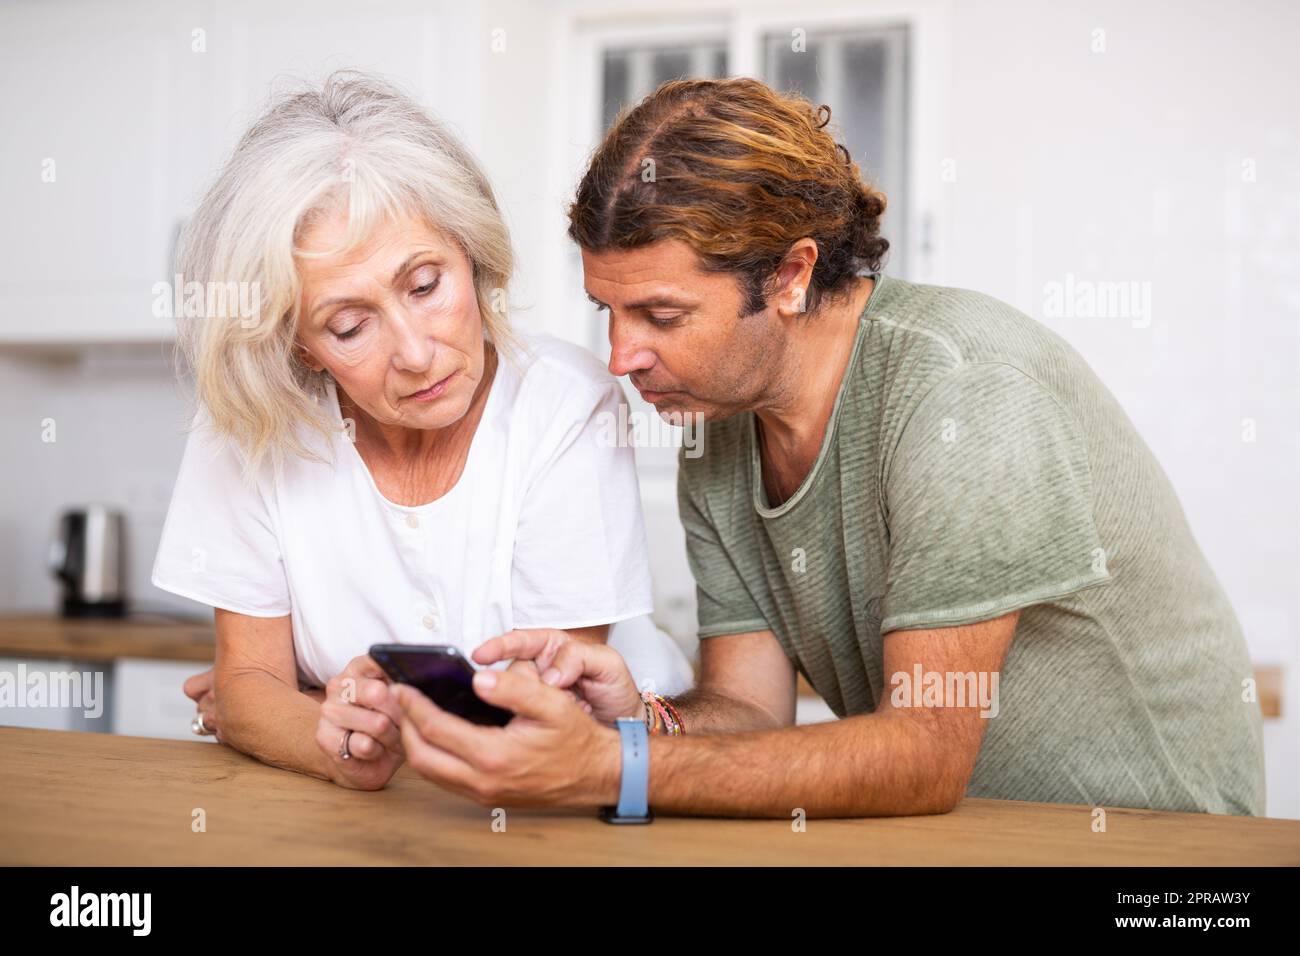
[1, 0, 1295, 814]
[934, 0, 1300, 819]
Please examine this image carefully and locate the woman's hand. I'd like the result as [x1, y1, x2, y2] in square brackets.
[183, 667, 221, 741]
[184, 668, 328, 742]
[472, 628, 642, 724]
[316, 654, 406, 791]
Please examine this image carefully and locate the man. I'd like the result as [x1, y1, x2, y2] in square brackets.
[391, 77, 1265, 818]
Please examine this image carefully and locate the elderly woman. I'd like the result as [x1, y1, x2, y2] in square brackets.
[151, 71, 688, 791]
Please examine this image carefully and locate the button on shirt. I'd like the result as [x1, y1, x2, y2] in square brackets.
[151, 334, 654, 688]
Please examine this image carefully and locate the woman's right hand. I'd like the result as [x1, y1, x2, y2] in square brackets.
[316, 654, 406, 791]
[472, 628, 643, 724]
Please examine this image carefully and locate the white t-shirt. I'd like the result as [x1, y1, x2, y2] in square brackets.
[151, 333, 655, 688]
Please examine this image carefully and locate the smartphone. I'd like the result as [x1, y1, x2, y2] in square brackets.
[369, 643, 513, 727]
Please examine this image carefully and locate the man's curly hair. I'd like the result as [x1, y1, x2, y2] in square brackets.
[567, 76, 889, 316]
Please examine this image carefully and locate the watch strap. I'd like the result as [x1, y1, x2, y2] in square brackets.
[601, 716, 651, 823]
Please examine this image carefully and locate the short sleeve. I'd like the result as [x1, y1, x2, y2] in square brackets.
[150, 409, 292, 617]
[880, 362, 1111, 632]
[510, 382, 654, 629]
[678, 454, 769, 638]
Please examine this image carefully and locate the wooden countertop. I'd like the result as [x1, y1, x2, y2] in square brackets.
[0, 613, 214, 663]
[2, 726, 1297, 865]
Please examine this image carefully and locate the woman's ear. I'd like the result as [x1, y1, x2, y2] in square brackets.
[297, 344, 325, 374]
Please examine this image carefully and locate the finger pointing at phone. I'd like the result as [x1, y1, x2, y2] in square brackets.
[473, 628, 642, 723]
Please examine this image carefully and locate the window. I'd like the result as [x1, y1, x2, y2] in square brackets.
[601, 43, 728, 128]
[764, 24, 909, 275]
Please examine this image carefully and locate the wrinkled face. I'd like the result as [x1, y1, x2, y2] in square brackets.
[295, 208, 486, 431]
[582, 239, 787, 421]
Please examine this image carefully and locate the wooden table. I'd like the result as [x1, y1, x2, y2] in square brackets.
[3, 726, 1297, 866]
[0, 613, 215, 663]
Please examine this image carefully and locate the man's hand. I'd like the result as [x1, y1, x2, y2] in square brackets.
[472, 628, 643, 724]
[390, 664, 620, 808]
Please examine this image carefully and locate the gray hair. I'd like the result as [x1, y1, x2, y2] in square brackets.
[173, 69, 516, 479]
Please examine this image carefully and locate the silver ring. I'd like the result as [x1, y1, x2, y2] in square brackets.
[339, 728, 354, 760]
[191, 711, 213, 736]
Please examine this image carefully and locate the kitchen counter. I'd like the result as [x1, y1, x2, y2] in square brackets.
[2, 726, 1297, 865]
[0, 613, 214, 663]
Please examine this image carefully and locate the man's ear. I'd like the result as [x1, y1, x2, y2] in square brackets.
[773, 238, 818, 318]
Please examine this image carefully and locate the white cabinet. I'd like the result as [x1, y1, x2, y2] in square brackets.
[0, 0, 210, 345]
[113, 657, 215, 742]
[0, 0, 485, 347]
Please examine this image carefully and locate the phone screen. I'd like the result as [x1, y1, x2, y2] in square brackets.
[370, 644, 513, 727]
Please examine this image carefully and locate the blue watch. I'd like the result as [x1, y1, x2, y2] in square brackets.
[599, 716, 653, 824]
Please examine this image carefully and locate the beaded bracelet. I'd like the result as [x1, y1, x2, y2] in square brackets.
[640, 690, 685, 736]
[660, 695, 684, 735]
[641, 694, 660, 733]
[649, 695, 675, 735]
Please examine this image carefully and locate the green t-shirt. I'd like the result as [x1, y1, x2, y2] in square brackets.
[679, 273, 1265, 815]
